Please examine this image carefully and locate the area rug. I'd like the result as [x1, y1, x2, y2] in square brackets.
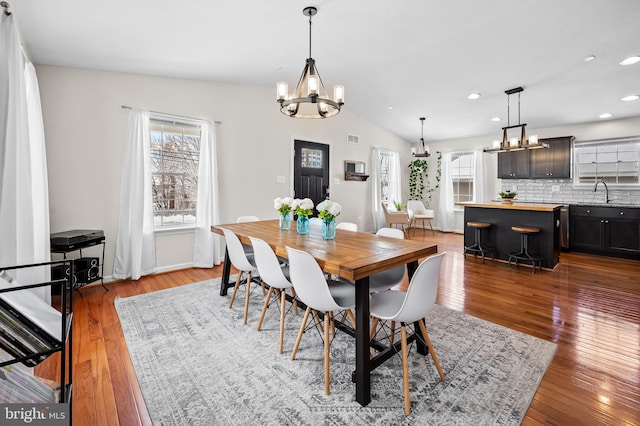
[114, 278, 556, 425]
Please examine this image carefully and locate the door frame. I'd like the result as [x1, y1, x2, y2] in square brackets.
[289, 135, 333, 201]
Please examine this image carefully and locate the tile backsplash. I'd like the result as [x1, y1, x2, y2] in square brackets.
[501, 179, 640, 206]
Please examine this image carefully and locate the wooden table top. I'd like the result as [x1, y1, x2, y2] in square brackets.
[212, 220, 438, 281]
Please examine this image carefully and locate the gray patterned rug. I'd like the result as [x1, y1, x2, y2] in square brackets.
[114, 278, 556, 425]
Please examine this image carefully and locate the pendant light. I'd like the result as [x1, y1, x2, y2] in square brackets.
[276, 6, 344, 119]
[412, 117, 430, 157]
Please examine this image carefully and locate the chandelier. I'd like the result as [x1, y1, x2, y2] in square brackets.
[412, 117, 430, 157]
[276, 6, 344, 119]
[485, 87, 547, 153]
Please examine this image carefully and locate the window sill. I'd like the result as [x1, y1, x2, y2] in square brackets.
[154, 226, 196, 236]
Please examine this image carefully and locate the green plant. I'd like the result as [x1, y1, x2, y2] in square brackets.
[408, 159, 428, 201]
[499, 190, 517, 199]
[393, 200, 404, 211]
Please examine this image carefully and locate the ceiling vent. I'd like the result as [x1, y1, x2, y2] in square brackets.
[347, 133, 359, 144]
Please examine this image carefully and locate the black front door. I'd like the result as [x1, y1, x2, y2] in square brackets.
[294, 140, 329, 215]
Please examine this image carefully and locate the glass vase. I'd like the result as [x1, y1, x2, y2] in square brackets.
[296, 215, 310, 235]
[322, 218, 336, 240]
[279, 212, 291, 230]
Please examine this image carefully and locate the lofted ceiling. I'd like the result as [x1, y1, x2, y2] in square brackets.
[9, 0, 640, 144]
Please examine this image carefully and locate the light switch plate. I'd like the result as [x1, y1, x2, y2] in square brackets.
[276, 176, 285, 184]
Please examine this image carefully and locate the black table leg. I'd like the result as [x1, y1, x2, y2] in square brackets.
[355, 276, 371, 406]
[219, 247, 232, 296]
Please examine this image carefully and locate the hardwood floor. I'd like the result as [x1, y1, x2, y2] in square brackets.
[36, 231, 640, 425]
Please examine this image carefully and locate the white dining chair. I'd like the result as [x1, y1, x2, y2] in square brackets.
[221, 228, 261, 325]
[237, 216, 260, 256]
[369, 252, 446, 415]
[336, 222, 358, 231]
[309, 217, 323, 228]
[407, 200, 435, 236]
[286, 245, 356, 395]
[250, 236, 298, 354]
[368, 227, 407, 293]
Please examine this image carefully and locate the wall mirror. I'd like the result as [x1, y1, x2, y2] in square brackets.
[344, 160, 369, 181]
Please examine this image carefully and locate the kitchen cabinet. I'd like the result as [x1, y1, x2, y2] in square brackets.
[569, 205, 640, 259]
[498, 149, 529, 179]
[529, 136, 573, 179]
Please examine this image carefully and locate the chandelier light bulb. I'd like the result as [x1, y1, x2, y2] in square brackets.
[276, 82, 288, 101]
[308, 75, 319, 95]
[334, 85, 345, 103]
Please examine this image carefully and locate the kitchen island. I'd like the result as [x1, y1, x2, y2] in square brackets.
[461, 202, 563, 270]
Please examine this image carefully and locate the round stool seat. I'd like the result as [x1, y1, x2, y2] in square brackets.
[467, 222, 491, 229]
[511, 226, 540, 234]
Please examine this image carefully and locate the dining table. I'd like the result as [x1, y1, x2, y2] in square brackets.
[211, 219, 438, 406]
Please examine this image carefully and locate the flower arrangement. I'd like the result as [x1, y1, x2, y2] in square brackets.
[317, 199, 342, 221]
[499, 190, 517, 199]
[292, 198, 314, 217]
[273, 197, 293, 215]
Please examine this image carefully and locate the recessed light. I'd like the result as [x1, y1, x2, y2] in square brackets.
[491, 117, 501, 122]
[621, 95, 639, 102]
[584, 55, 596, 62]
[599, 113, 613, 119]
[620, 56, 640, 66]
[468, 93, 481, 100]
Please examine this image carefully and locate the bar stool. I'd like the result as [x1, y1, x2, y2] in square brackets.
[508, 226, 542, 273]
[463, 222, 494, 263]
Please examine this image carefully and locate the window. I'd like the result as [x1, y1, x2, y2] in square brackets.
[574, 137, 640, 185]
[149, 118, 202, 228]
[378, 151, 392, 202]
[451, 152, 474, 203]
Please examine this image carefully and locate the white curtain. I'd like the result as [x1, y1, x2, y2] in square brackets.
[0, 14, 50, 302]
[473, 149, 486, 203]
[371, 148, 401, 231]
[438, 152, 455, 232]
[193, 121, 221, 267]
[113, 109, 156, 280]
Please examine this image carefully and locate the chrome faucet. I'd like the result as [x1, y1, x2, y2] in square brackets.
[593, 179, 610, 204]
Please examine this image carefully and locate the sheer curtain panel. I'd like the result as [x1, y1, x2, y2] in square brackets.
[438, 152, 455, 232]
[0, 14, 50, 302]
[193, 121, 221, 267]
[113, 109, 157, 280]
[371, 149, 402, 231]
[473, 149, 486, 203]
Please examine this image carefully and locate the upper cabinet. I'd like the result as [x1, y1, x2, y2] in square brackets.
[529, 136, 574, 179]
[498, 136, 573, 180]
[498, 150, 529, 179]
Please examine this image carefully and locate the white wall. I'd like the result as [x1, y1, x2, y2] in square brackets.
[37, 65, 411, 278]
[428, 116, 640, 233]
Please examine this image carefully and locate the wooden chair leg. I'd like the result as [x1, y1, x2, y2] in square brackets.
[401, 324, 411, 415]
[243, 273, 252, 325]
[278, 289, 286, 354]
[256, 286, 274, 331]
[370, 317, 379, 341]
[418, 320, 445, 381]
[324, 312, 331, 395]
[390, 320, 396, 345]
[229, 273, 242, 308]
[291, 288, 299, 315]
[329, 311, 336, 337]
[261, 281, 266, 296]
[346, 309, 356, 328]
[312, 310, 324, 334]
[291, 307, 311, 360]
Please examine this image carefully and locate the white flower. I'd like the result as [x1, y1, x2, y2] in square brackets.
[318, 199, 342, 220]
[274, 196, 293, 214]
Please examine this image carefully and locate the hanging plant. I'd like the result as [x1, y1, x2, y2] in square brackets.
[424, 151, 442, 207]
[408, 159, 428, 201]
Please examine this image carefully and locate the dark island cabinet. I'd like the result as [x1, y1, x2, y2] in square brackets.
[529, 136, 573, 179]
[569, 205, 640, 259]
[498, 149, 529, 179]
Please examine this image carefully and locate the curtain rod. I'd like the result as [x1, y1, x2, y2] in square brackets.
[121, 105, 221, 124]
